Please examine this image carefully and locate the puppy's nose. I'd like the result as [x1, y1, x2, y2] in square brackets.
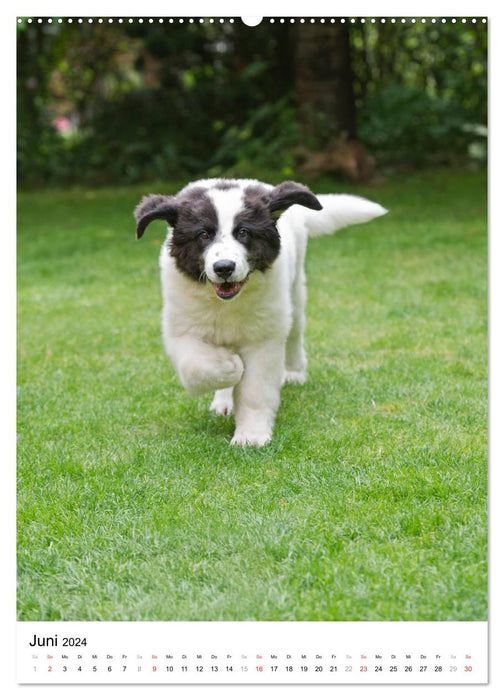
[213, 259, 236, 280]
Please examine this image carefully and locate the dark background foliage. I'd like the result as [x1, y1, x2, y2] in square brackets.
[17, 18, 487, 187]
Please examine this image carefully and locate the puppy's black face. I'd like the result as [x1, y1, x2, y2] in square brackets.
[135, 179, 322, 300]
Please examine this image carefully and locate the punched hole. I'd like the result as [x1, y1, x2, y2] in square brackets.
[241, 16, 263, 27]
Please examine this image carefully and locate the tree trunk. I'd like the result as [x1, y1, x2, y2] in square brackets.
[295, 22, 357, 140]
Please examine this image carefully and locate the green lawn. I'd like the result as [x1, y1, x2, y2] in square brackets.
[17, 168, 487, 621]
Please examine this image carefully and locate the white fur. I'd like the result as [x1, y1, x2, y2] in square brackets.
[159, 179, 387, 446]
[204, 187, 252, 284]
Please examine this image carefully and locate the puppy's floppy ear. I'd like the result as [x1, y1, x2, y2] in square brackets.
[134, 194, 178, 239]
[268, 181, 323, 219]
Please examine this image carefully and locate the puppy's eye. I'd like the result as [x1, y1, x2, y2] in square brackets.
[198, 229, 212, 240]
[236, 227, 250, 242]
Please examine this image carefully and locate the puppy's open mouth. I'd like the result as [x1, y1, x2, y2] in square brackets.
[212, 279, 247, 300]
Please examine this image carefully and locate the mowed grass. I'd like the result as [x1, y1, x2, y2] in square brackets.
[17, 169, 487, 621]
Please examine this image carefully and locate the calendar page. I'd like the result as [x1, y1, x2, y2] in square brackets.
[17, 621, 487, 683]
[15, 3, 490, 691]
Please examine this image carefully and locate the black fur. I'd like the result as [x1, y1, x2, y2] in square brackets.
[231, 184, 281, 272]
[134, 194, 178, 239]
[169, 188, 219, 282]
[268, 181, 323, 217]
[213, 179, 240, 191]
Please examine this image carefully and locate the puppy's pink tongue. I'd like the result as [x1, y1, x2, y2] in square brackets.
[213, 281, 242, 299]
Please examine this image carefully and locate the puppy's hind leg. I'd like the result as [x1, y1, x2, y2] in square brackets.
[283, 270, 307, 385]
[210, 387, 234, 416]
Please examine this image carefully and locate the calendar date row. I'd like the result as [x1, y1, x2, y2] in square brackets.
[34, 662, 474, 674]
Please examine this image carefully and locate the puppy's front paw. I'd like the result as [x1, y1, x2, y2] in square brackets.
[230, 429, 272, 448]
[216, 348, 244, 388]
[180, 347, 243, 396]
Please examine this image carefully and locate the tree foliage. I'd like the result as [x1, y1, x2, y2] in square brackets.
[17, 19, 487, 186]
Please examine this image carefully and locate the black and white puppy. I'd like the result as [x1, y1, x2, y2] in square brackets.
[135, 178, 386, 446]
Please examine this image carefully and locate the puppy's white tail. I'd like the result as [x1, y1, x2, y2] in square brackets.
[303, 194, 387, 237]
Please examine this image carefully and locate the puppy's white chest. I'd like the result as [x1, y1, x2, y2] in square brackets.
[173, 286, 288, 348]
